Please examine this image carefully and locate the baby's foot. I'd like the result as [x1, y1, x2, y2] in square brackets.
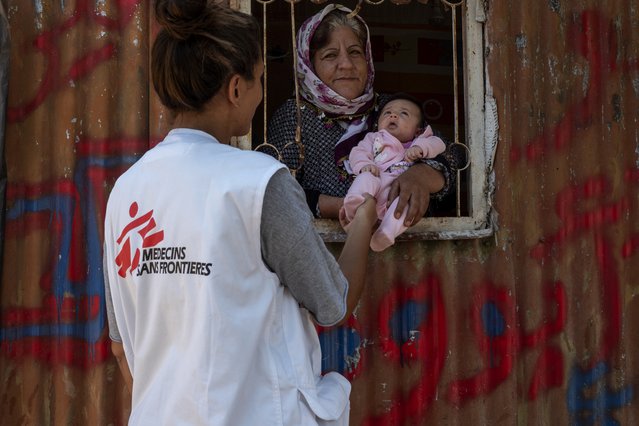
[370, 229, 394, 252]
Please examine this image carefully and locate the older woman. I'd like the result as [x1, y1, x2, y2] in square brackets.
[268, 4, 460, 225]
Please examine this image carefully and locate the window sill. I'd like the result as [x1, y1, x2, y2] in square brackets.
[314, 217, 494, 243]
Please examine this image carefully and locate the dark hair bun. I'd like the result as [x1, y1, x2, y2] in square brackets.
[154, 0, 208, 40]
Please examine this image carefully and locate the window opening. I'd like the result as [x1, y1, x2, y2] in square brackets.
[246, 0, 495, 240]
[253, 0, 306, 179]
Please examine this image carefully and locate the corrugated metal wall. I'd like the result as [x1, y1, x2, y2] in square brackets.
[1, 0, 637, 425]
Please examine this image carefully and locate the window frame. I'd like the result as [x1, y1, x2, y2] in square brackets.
[235, 0, 497, 242]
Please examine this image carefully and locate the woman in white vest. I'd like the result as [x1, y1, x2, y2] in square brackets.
[102, 0, 377, 425]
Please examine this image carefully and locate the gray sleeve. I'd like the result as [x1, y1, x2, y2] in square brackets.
[261, 169, 348, 326]
[103, 249, 122, 342]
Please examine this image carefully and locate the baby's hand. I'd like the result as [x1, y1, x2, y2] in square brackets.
[404, 146, 423, 162]
[361, 164, 380, 176]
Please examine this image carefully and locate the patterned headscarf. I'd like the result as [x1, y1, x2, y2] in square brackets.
[296, 4, 375, 116]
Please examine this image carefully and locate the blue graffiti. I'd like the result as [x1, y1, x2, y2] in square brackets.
[481, 301, 505, 337]
[1, 151, 138, 347]
[481, 301, 506, 369]
[567, 361, 634, 426]
[319, 326, 362, 376]
[390, 300, 429, 345]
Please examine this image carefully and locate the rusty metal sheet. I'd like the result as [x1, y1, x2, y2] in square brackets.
[1, 1, 638, 425]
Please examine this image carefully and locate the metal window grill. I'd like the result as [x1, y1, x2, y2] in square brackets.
[253, 0, 470, 217]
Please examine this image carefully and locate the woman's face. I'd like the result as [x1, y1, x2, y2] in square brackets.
[312, 26, 368, 100]
[236, 61, 264, 136]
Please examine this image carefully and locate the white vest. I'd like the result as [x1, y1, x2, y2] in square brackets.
[104, 129, 350, 425]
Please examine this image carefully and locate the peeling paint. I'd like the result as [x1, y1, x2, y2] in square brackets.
[33, 0, 43, 31]
[96, 0, 107, 17]
[484, 96, 499, 172]
[582, 66, 590, 97]
[612, 94, 622, 122]
[548, 55, 560, 94]
[32, 0, 43, 14]
[515, 33, 527, 52]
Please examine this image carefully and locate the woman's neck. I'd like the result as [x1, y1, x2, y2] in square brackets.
[302, 94, 378, 123]
[171, 97, 233, 144]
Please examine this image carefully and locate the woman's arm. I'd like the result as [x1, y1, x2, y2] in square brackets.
[317, 193, 344, 219]
[111, 341, 133, 393]
[336, 195, 377, 322]
[261, 170, 375, 327]
[103, 254, 133, 394]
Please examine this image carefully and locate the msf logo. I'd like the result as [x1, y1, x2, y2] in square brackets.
[115, 202, 164, 277]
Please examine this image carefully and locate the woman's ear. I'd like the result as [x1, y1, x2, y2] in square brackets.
[227, 74, 241, 106]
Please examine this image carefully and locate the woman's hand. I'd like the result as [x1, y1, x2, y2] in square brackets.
[339, 192, 377, 230]
[387, 163, 445, 227]
[352, 193, 378, 226]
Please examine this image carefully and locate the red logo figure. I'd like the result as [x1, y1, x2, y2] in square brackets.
[114, 202, 164, 277]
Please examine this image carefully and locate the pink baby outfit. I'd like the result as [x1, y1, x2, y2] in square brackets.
[343, 127, 445, 251]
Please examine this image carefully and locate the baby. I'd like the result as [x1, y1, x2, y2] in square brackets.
[342, 93, 446, 251]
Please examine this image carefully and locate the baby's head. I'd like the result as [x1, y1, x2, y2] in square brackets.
[377, 94, 424, 142]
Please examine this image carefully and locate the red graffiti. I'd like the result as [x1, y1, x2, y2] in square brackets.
[592, 237, 622, 364]
[622, 168, 639, 258]
[510, 10, 638, 164]
[7, 0, 141, 123]
[363, 275, 447, 425]
[6, 179, 85, 286]
[447, 281, 566, 404]
[530, 175, 630, 260]
[522, 283, 567, 400]
[528, 167, 632, 367]
[528, 346, 564, 400]
[2, 135, 146, 368]
[509, 4, 635, 380]
[447, 284, 516, 404]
